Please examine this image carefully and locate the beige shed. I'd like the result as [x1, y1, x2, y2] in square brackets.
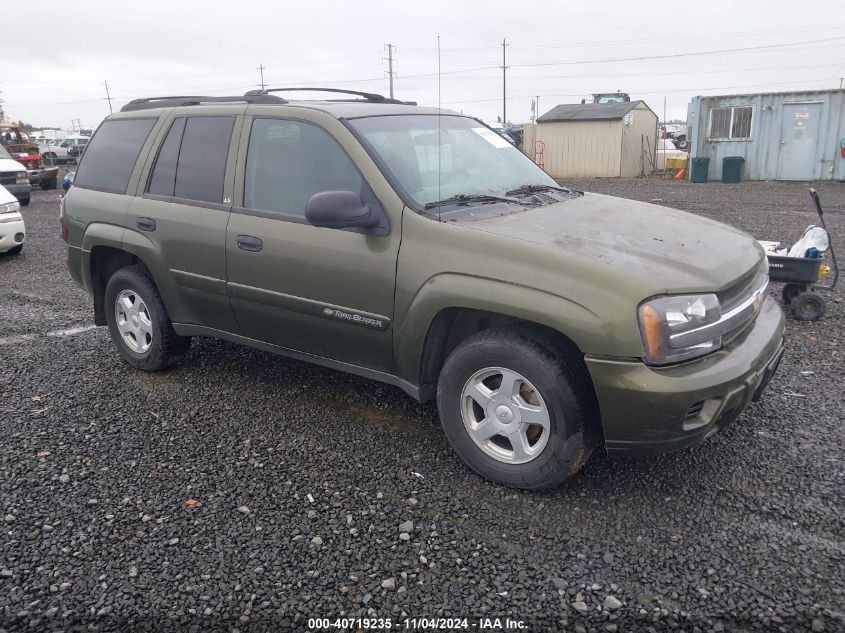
[522, 101, 658, 179]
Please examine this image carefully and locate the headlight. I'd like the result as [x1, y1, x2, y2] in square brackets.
[16, 171, 28, 183]
[0, 200, 21, 214]
[638, 294, 722, 364]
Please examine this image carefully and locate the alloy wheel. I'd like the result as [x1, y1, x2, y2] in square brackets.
[460, 367, 551, 464]
[115, 289, 153, 353]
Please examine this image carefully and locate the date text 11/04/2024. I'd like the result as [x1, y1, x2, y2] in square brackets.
[307, 617, 528, 630]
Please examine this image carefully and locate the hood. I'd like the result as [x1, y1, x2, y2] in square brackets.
[454, 192, 763, 295]
[0, 158, 27, 173]
[0, 184, 17, 204]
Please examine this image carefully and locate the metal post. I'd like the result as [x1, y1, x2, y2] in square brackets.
[501, 38, 508, 125]
[385, 44, 395, 99]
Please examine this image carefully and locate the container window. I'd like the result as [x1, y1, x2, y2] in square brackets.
[708, 106, 753, 141]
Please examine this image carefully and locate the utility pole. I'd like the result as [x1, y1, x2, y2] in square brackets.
[535, 95, 540, 122]
[257, 63, 267, 90]
[840, 77, 843, 89]
[384, 44, 396, 99]
[104, 80, 113, 113]
[501, 38, 509, 126]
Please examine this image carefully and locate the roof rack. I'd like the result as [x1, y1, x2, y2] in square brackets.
[245, 87, 413, 105]
[120, 94, 287, 112]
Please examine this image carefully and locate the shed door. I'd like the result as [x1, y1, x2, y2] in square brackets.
[776, 103, 821, 180]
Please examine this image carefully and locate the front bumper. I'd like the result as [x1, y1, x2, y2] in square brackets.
[0, 216, 26, 252]
[28, 167, 59, 183]
[586, 296, 785, 455]
[3, 182, 32, 200]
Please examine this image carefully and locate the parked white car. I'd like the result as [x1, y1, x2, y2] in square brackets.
[40, 136, 90, 162]
[0, 184, 25, 255]
[656, 138, 688, 171]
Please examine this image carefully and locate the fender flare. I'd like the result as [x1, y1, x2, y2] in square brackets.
[394, 272, 636, 386]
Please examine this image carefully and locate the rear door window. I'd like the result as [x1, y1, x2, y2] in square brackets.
[173, 116, 235, 204]
[73, 118, 156, 193]
[147, 118, 186, 197]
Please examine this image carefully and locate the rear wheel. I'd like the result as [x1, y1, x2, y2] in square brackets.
[104, 265, 191, 371]
[782, 283, 803, 305]
[40, 177, 57, 191]
[791, 291, 825, 321]
[437, 330, 598, 490]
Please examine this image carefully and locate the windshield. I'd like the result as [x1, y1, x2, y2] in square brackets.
[0, 145, 12, 160]
[349, 114, 557, 208]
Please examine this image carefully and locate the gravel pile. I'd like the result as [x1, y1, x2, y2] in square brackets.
[1, 182, 842, 631]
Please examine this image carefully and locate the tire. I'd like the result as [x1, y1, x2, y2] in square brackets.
[20, 196, 30, 206]
[104, 265, 191, 371]
[5, 244, 23, 256]
[791, 291, 825, 321]
[782, 283, 803, 305]
[43, 152, 56, 159]
[40, 177, 57, 191]
[436, 329, 598, 490]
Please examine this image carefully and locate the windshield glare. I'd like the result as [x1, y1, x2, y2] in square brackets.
[349, 115, 557, 207]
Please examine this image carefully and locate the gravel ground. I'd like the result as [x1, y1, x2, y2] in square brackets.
[1, 180, 843, 632]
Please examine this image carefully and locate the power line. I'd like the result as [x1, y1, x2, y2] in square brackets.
[439, 76, 836, 105]
[399, 22, 845, 54]
[509, 36, 845, 68]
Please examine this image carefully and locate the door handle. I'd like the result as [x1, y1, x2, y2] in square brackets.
[236, 234, 263, 252]
[136, 217, 156, 232]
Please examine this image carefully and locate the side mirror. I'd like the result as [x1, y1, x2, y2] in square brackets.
[305, 191, 379, 229]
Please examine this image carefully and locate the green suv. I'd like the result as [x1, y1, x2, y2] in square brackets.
[63, 89, 785, 489]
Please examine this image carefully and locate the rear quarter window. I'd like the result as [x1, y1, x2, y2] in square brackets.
[74, 118, 156, 193]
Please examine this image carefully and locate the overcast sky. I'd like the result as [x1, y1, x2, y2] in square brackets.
[3, 0, 844, 132]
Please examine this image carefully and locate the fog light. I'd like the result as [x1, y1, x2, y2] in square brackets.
[14, 233, 24, 243]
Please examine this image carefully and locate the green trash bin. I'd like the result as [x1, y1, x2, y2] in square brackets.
[690, 157, 710, 183]
[722, 156, 744, 183]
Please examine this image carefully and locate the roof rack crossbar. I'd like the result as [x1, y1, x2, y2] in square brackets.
[120, 94, 287, 112]
[245, 87, 411, 105]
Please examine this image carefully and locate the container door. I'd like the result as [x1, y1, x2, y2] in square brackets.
[776, 103, 821, 180]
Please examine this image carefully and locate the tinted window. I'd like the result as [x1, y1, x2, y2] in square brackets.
[174, 116, 235, 204]
[147, 118, 185, 196]
[244, 119, 363, 216]
[74, 119, 156, 193]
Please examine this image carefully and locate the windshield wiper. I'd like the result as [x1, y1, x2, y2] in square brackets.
[423, 193, 524, 210]
[505, 183, 572, 196]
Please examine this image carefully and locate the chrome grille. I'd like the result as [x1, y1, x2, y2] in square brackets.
[718, 258, 768, 313]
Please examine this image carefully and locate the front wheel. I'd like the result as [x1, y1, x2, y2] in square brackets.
[791, 291, 825, 321]
[104, 265, 191, 371]
[437, 330, 598, 490]
[20, 196, 30, 206]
